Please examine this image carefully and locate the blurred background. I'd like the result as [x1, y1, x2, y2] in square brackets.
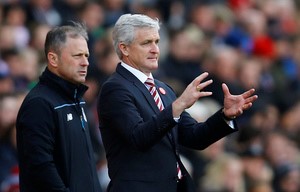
[1, 0, 300, 191]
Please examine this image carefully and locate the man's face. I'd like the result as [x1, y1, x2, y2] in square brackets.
[123, 27, 160, 76]
[57, 36, 89, 85]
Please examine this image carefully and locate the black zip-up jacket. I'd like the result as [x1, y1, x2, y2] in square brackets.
[16, 68, 102, 192]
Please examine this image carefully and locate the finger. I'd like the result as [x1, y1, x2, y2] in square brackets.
[193, 72, 209, 87]
[196, 79, 213, 91]
[244, 95, 258, 103]
[198, 91, 213, 97]
[242, 88, 256, 99]
[242, 102, 253, 110]
[238, 108, 244, 115]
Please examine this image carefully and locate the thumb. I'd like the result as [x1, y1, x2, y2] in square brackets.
[222, 83, 231, 97]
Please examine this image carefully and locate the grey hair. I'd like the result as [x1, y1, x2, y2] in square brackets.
[112, 14, 160, 59]
[44, 21, 88, 58]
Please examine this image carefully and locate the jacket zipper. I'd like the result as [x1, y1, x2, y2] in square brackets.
[74, 88, 85, 131]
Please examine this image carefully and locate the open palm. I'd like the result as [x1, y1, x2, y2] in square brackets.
[222, 83, 258, 118]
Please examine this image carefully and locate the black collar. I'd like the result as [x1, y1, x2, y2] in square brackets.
[39, 67, 88, 100]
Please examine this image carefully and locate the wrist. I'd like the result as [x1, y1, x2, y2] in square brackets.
[172, 99, 185, 117]
[221, 109, 236, 121]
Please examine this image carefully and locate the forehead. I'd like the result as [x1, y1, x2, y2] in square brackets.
[134, 27, 160, 41]
[65, 35, 87, 45]
[61, 36, 88, 51]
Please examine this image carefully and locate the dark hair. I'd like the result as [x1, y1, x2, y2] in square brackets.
[44, 21, 88, 58]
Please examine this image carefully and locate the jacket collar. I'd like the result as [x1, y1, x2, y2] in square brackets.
[39, 67, 88, 100]
[116, 63, 141, 84]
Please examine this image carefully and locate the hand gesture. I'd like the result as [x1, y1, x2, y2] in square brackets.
[222, 83, 258, 119]
[172, 72, 213, 117]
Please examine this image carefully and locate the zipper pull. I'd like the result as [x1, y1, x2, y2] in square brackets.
[80, 115, 85, 130]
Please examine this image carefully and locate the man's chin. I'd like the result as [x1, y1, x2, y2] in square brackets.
[76, 77, 86, 84]
[150, 62, 159, 69]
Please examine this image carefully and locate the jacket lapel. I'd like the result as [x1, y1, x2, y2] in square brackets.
[116, 64, 178, 152]
[116, 64, 161, 113]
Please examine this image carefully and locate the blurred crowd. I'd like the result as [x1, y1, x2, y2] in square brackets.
[0, 0, 300, 191]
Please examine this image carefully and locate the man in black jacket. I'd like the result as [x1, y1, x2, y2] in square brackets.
[16, 22, 102, 192]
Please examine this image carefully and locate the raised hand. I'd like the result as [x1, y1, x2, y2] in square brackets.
[222, 83, 258, 119]
[172, 72, 213, 117]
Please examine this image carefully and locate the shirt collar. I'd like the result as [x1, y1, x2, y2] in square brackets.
[121, 62, 153, 84]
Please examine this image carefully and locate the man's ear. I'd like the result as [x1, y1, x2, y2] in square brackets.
[47, 52, 58, 67]
[119, 43, 128, 56]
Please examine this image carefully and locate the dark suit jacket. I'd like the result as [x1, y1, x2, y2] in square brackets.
[97, 64, 237, 192]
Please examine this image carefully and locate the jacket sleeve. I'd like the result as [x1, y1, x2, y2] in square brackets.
[177, 109, 238, 150]
[17, 98, 69, 192]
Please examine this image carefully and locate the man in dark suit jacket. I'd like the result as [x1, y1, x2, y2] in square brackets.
[97, 14, 258, 192]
